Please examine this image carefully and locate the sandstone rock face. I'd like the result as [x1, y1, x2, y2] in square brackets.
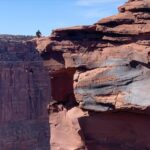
[0, 35, 50, 150]
[49, 105, 87, 150]
[37, 0, 150, 111]
[35, 0, 150, 149]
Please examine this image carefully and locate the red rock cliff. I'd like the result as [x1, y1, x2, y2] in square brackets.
[35, 0, 150, 150]
[0, 35, 50, 150]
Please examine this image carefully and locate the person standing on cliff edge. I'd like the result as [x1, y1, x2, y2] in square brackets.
[36, 30, 42, 38]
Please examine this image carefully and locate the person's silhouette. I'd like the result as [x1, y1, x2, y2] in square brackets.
[36, 30, 42, 38]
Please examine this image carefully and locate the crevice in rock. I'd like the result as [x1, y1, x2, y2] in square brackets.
[99, 20, 134, 28]
[77, 66, 93, 72]
[130, 8, 150, 13]
[130, 60, 150, 69]
[50, 68, 78, 109]
[96, 102, 115, 110]
[41, 50, 65, 64]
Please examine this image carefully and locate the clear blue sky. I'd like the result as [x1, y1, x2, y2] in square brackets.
[0, 0, 127, 36]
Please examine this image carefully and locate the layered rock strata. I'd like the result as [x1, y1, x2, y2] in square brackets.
[0, 35, 50, 150]
[35, 0, 150, 149]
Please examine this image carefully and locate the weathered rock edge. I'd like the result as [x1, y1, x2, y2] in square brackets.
[34, 0, 150, 149]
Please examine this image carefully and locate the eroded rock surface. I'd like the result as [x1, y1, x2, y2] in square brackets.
[0, 35, 50, 150]
[36, 0, 150, 111]
[35, 0, 150, 149]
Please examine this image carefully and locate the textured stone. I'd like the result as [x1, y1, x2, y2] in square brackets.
[0, 35, 50, 150]
[35, 0, 150, 149]
[119, 0, 150, 13]
[48, 105, 87, 150]
[36, 0, 150, 113]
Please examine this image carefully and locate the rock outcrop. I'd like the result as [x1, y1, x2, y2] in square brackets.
[0, 35, 50, 150]
[35, 0, 150, 150]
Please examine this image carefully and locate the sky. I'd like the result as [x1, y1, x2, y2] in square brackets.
[0, 0, 127, 36]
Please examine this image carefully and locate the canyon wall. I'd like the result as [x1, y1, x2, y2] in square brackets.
[1, 0, 150, 150]
[0, 35, 50, 150]
[35, 0, 150, 149]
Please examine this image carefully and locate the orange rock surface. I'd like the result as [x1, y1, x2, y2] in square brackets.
[2, 0, 150, 150]
[35, 0, 150, 149]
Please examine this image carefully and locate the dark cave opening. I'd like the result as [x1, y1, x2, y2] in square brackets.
[50, 68, 77, 108]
